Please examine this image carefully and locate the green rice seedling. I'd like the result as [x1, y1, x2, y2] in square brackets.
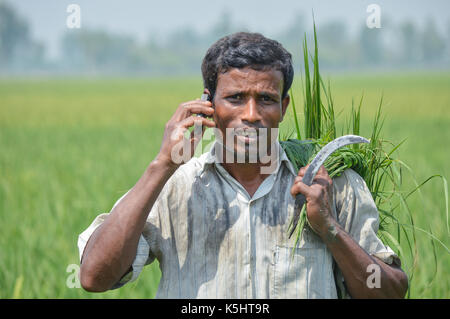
[280, 24, 449, 296]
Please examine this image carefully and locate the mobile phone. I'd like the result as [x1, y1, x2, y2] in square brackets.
[198, 93, 211, 118]
[201, 93, 210, 102]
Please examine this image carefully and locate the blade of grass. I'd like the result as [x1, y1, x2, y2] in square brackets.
[289, 87, 302, 140]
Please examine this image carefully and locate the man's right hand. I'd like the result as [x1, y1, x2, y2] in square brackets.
[80, 97, 215, 292]
[156, 98, 215, 169]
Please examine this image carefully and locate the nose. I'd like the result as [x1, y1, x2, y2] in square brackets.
[241, 97, 262, 124]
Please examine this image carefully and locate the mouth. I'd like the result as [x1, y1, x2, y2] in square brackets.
[234, 128, 259, 144]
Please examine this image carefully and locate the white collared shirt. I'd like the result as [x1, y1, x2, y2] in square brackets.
[78, 142, 398, 298]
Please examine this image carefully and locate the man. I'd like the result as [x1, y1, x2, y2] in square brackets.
[78, 32, 408, 298]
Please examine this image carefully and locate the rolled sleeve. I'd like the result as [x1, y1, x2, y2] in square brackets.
[77, 213, 108, 262]
[333, 169, 401, 266]
[77, 190, 157, 290]
[110, 234, 151, 289]
[331, 169, 402, 298]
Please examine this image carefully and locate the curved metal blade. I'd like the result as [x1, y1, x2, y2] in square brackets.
[289, 135, 369, 238]
[301, 135, 370, 186]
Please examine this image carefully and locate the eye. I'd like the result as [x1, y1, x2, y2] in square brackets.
[227, 93, 243, 102]
[261, 95, 275, 103]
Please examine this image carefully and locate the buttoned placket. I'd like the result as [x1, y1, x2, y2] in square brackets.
[206, 141, 293, 298]
[214, 160, 281, 298]
[247, 173, 277, 298]
[213, 163, 250, 298]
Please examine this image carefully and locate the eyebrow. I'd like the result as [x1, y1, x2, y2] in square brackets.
[259, 91, 280, 99]
[222, 90, 280, 99]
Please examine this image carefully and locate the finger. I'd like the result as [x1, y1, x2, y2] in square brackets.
[171, 100, 213, 121]
[181, 100, 213, 111]
[314, 165, 333, 185]
[181, 100, 212, 107]
[312, 176, 331, 189]
[180, 116, 216, 130]
[298, 166, 307, 176]
[294, 175, 303, 183]
[185, 104, 215, 117]
[316, 165, 329, 176]
[290, 179, 311, 197]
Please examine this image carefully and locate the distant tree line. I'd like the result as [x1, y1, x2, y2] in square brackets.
[0, 2, 449, 75]
[0, 2, 45, 72]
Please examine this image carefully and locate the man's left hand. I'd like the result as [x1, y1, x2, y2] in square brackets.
[290, 165, 337, 238]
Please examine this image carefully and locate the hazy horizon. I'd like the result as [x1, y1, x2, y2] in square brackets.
[9, 0, 450, 59]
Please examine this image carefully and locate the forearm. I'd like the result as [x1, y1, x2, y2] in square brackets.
[320, 220, 408, 299]
[80, 158, 177, 292]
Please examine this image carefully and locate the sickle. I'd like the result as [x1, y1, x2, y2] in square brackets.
[288, 135, 370, 238]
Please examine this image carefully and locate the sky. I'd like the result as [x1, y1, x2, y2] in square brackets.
[8, 0, 450, 58]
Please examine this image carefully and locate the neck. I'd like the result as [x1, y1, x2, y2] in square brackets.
[219, 144, 279, 198]
[221, 162, 268, 198]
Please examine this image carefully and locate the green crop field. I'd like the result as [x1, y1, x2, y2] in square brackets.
[0, 72, 449, 298]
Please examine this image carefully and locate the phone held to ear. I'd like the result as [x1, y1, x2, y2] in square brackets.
[201, 93, 210, 102]
[198, 93, 212, 118]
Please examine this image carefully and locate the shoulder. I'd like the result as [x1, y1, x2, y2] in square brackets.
[332, 168, 370, 195]
[173, 152, 210, 181]
[332, 168, 375, 214]
[162, 152, 211, 195]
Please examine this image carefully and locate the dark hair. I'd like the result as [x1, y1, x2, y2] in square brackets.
[201, 32, 294, 100]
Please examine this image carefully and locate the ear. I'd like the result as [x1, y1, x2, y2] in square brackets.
[280, 94, 290, 122]
[203, 88, 212, 101]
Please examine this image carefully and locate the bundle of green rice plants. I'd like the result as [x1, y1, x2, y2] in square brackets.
[280, 24, 449, 296]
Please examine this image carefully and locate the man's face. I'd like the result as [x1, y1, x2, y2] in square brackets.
[212, 66, 290, 161]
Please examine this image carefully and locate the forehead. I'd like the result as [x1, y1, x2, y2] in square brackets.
[216, 67, 284, 94]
